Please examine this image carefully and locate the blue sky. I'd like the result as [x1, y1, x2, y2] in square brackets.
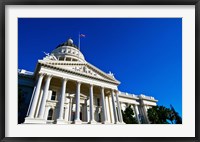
[18, 18, 182, 117]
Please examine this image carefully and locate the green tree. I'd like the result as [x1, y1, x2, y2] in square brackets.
[170, 105, 182, 124]
[158, 106, 171, 124]
[147, 105, 182, 124]
[148, 105, 171, 124]
[18, 88, 24, 111]
[147, 106, 160, 124]
[122, 105, 138, 124]
[18, 88, 26, 124]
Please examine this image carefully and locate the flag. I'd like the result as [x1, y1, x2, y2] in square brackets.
[80, 34, 86, 37]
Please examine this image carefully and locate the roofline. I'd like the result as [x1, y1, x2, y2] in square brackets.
[86, 62, 121, 84]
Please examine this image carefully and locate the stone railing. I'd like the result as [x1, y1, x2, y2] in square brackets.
[139, 94, 155, 100]
[119, 91, 137, 98]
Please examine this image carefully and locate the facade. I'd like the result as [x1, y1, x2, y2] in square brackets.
[19, 38, 158, 124]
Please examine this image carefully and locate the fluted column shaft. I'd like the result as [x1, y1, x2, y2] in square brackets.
[68, 97, 73, 121]
[74, 81, 81, 122]
[101, 87, 107, 123]
[58, 78, 67, 120]
[116, 92, 123, 123]
[134, 105, 140, 124]
[28, 73, 44, 118]
[143, 105, 150, 123]
[84, 99, 89, 122]
[89, 84, 95, 123]
[111, 90, 118, 123]
[38, 75, 52, 119]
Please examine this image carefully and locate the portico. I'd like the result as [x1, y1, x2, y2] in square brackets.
[25, 71, 123, 124]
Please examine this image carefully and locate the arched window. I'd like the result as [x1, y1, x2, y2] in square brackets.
[47, 108, 53, 120]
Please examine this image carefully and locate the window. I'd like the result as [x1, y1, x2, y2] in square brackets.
[97, 98, 100, 106]
[47, 108, 53, 120]
[59, 57, 65, 61]
[98, 113, 101, 122]
[51, 91, 56, 100]
[60, 49, 66, 53]
[66, 58, 70, 61]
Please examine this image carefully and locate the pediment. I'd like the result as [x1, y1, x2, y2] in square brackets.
[39, 60, 120, 84]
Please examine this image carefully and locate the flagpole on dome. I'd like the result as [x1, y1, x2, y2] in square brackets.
[78, 32, 80, 50]
[78, 33, 86, 51]
[78, 32, 80, 60]
[78, 33, 85, 60]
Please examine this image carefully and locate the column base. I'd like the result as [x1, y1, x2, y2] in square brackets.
[24, 117, 46, 124]
[101, 121, 109, 124]
[56, 119, 66, 124]
[118, 122, 126, 124]
[73, 119, 82, 124]
[88, 120, 96, 124]
[67, 121, 73, 124]
[114, 121, 123, 124]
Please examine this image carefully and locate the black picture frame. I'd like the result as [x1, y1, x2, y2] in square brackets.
[0, 0, 199, 142]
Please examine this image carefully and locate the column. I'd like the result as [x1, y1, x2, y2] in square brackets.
[28, 73, 44, 118]
[68, 97, 73, 122]
[74, 81, 81, 124]
[57, 78, 67, 120]
[47, 90, 52, 100]
[100, 87, 107, 124]
[26, 86, 36, 116]
[116, 92, 123, 123]
[111, 90, 118, 124]
[108, 95, 114, 123]
[143, 105, 150, 124]
[38, 75, 52, 119]
[35, 89, 43, 117]
[64, 106, 68, 121]
[89, 84, 95, 123]
[87, 100, 90, 122]
[84, 99, 88, 122]
[105, 96, 111, 122]
[134, 105, 140, 124]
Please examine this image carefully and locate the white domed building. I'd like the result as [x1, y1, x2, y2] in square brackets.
[20, 38, 158, 124]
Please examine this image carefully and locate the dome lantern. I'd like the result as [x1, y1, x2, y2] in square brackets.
[67, 38, 73, 45]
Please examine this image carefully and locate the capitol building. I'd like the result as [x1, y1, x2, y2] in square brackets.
[19, 38, 158, 124]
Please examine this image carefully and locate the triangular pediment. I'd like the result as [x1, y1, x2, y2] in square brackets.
[38, 60, 120, 85]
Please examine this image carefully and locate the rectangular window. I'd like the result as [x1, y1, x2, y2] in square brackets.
[51, 91, 56, 100]
[97, 98, 100, 106]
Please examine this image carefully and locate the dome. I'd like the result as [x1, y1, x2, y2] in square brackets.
[50, 38, 85, 62]
[55, 38, 79, 49]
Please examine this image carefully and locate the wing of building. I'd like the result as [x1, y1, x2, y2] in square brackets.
[18, 38, 158, 124]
